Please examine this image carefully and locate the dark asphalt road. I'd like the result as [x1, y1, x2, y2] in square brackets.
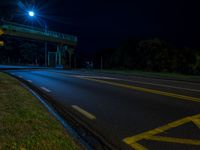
[7, 70, 200, 150]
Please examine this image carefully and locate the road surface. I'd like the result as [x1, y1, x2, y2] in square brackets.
[6, 69, 200, 150]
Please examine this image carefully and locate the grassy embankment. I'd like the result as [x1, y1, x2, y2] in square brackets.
[0, 72, 80, 150]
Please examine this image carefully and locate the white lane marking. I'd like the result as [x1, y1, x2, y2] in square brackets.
[73, 75, 118, 80]
[72, 105, 96, 120]
[40, 87, 51, 93]
[48, 71, 200, 93]
[18, 75, 23, 78]
[73, 75, 200, 92]
[118, 79, 200, 93]
[27, 80, 32, 83]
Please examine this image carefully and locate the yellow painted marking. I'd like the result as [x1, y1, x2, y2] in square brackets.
[123, 114, 200, 144]
[48, 71, 200, 149]
[72, 105, 96, 120]
[130, 143, 148, 150]
[0, 29, 4, 35]
[146, 135, 200, 145]
[78, 77, 200, 103]
[193, 119, 200, 129]
[49, 72, 200, 103]
[0, 41, 4, 46]
[123, 114, 200, 149]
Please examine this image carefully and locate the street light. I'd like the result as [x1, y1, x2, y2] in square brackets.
[28, 11, 35, 17]
[27, 10, 48, 67]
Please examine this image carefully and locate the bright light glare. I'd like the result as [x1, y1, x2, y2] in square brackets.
[28, 11, 35, 17]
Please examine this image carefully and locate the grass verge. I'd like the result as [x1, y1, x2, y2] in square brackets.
[0, 72, 80, 150]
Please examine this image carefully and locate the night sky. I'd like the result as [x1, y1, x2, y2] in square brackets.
[1, 0, 200, 55]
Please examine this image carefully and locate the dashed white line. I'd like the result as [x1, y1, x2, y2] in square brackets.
[72, 105, 96, 120]
[50, 71, 200, 93]
[27, 80, 32, 83]
[75, 75, 200, 93]
[117, 79, 200, 93]
[40, 87, 51, 93]
[73, 75, 118, 80]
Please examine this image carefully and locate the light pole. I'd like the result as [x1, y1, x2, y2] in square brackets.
[44, 24, 48, 67]
[28, 10, 48, 67]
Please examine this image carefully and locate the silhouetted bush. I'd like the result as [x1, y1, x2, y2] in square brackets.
[94, 38, 200, 75]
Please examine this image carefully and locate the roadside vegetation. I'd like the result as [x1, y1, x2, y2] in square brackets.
[0, 72, 80, 150]
[93, 38, 200, 75]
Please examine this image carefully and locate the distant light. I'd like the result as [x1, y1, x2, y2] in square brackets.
[0, 41, 4, 46]
[0, 29, 4, 35]
[28, 11, 35, 17]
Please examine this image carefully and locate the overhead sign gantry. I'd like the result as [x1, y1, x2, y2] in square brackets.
[0, 20, 78, 68]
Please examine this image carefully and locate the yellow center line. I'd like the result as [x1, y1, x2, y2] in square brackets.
[77, 77, 200, 103]
[146, 135, 200, 145]
[50, 71, 200, 103]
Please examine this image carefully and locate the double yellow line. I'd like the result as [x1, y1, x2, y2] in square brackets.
[80, 77, 200, 103]
[50, 71, 200, 103]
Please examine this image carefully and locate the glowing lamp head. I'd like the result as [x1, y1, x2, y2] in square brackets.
[28, 11, 35, 17]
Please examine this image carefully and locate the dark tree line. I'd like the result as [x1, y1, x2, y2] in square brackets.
[0, 39, 76, 68]
[0, 39, 45, 66]
[94, 38, 200, 75]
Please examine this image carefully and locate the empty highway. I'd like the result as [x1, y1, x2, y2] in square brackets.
[7, 69, 200, 150]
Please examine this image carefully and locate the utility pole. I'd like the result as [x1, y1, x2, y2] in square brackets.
[67, 48, 74, 69]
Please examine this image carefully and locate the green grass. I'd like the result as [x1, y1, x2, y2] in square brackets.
[94, 69, 200, 82]
[0, 72, 80, 150]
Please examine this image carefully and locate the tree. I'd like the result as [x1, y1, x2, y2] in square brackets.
[137, 38, 170, 71]
[92, 37, 199, 75]
[19, 42, 39, 64]
[192, 49, 200, 74]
